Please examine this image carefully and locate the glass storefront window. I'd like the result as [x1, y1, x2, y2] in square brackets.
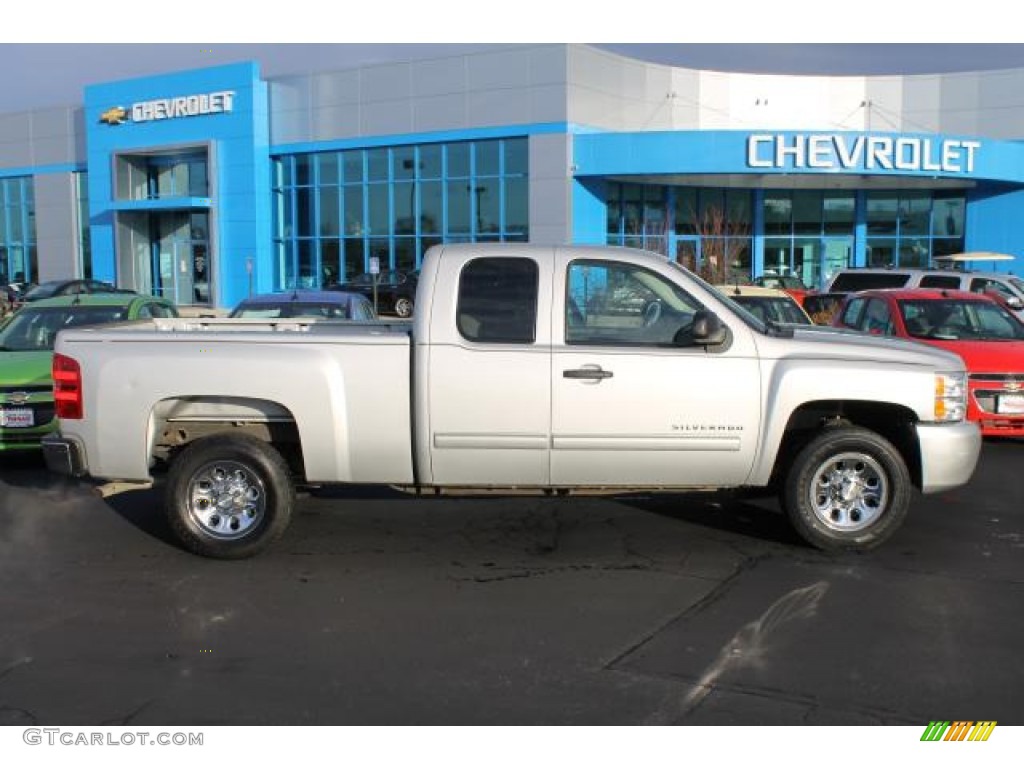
[623, 184, 642, 235]
[420, 181, 443, 235]
[344, 187, 363, 236]
[505, 178, 528, 233]
[420, 144, 443, 179]
[867, 238, 897, 267]
[368, 184, 389, 235]
[933, 197, 964, 238]
[274, 138, 528, 291]
[899, 193, 930, 236]
[900, 239, 929, 267]
[792, 191, 822, 235]
[674, 188, 697, 235]
[763, 193, 792, 236]
[319, 186, 339, 237]
[394, 182, 414, 234]
[447, 144, 470, 179]
[295, 187, 314, 238]
[476, 140, 500, 177]
[395, 237, 417, 273]
[867, 194, 898, 235]
[343, 151, 364, 184]
[295, 155, 312, 186]
[394, 146, 417, 181]
[319, 153, 339, 186]
[477, 178, 500, 234]
[504, 138, 528, 175]
[823, 194, 855, 234]
[447, 182, 471, 234]
[321, 239, 341, 285]
[726, 189, 752, 225]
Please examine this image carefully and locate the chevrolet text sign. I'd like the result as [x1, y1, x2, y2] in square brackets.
[746, 134, 980, 174]
[100, 91, 236, 125]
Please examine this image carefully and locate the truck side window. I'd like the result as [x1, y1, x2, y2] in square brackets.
[565, 260, 703, 346]
[456, 257, 538, 343]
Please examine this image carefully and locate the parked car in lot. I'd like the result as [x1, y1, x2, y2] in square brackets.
[716, 285, 813, 325]
[43, 244, 980, 559]
[833, 288, 1024, 437]
[801, 292, 847, 325]
[20, 279, 134, 304]
[0, 294, 178, 451]
[825, 267, 1024, 318]
[752, 273, 811, 304]
[329, 270, 418, 318]
[230, 290, 376, 320]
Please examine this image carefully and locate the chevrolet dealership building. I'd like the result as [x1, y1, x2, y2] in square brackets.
[5, 43, 1024, 309]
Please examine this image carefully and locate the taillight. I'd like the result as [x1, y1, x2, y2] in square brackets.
[53, 353, 83, 420]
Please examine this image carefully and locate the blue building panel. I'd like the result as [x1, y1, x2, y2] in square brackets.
[83, 62, 270, 308]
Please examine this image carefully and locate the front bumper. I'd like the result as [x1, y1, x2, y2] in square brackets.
[40, 434, 88, 478]
[916, 421, 982, 494]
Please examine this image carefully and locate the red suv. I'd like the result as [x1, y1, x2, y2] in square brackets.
[834, 288, 1024, 437]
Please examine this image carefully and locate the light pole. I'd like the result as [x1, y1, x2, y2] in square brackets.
[468, 184, 485, 234]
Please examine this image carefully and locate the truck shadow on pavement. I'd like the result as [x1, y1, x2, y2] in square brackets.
[615, 491, 805, 549]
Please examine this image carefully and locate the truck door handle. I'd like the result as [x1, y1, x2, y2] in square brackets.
[563, 367, 613, 381]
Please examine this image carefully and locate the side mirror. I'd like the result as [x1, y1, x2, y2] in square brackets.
[681, 309, 728, 346]
[1007, 296, 1023, 311]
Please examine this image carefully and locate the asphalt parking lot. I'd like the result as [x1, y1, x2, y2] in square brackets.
[0, 440, 1021, 726]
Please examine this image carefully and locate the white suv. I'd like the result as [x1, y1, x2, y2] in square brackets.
[826, 268, 1024, 316]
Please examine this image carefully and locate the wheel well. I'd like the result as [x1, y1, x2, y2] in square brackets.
[772, 400, 921, 489]
[150, 397, 306, 479]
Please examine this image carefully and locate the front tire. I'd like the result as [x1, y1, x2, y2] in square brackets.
[782, 426, 911, 551]
[165, 434, 295, 559]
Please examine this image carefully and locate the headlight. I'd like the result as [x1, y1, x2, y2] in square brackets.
[935, 372, 967, 422]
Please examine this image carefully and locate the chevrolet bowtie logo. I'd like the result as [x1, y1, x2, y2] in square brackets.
[99, 106, 128, 125]
[7, 392, 30, 405]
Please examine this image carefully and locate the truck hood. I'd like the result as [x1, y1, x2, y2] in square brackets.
[0, 350, 53, 388]
[757, 324, 966, 371]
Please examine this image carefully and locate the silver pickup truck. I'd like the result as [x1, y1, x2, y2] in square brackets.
[43, 244, 981, 558]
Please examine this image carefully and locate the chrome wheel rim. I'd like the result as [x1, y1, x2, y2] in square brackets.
[186, 461, 266, 540]
[808, 452, 887, 532]
[395, 298, 413, 318]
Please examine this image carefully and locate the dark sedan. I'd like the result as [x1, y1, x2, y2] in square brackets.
[20, 279, 134, 304]
[329, 270, 418, 318]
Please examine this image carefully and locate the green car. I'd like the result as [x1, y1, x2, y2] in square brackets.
[0, 293, 178, 451]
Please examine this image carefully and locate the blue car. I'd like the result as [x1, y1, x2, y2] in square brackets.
[229, 290, 377, 320]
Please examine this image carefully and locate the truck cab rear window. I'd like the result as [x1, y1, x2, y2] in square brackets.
[457, 257, 539, 343]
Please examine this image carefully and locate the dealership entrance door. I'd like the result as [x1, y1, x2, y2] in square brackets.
[116, 211, 211, 306]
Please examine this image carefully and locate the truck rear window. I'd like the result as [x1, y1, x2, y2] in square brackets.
[457, 257, 538, 344]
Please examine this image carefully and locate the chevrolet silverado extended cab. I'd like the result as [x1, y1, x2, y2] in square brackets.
[42, 244, 982, 559]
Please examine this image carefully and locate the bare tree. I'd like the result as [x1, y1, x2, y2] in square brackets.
[680, 204, 751, 284]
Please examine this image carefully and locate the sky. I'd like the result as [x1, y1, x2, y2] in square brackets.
[2, 2, 1020, 111]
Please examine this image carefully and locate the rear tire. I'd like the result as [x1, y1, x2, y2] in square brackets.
[165, 434, 294, 559]
[781, 426, 911, 551]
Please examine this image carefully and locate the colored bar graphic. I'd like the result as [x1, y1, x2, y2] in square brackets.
[921, 721, 950, 741]
[920, 720, 996, 742]
[968, 722, 997, 741]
